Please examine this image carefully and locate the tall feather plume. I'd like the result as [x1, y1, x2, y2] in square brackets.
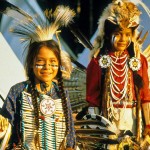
[53, 6, 75, 27]
[10, 5, 76, 44]
[9, 5, 77, 79]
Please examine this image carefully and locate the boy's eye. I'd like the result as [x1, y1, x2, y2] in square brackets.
[51, 59, 57, 63]
[126, 33, 131, 37]
[37, 59, 44, 62]
[114, 33, 120, 36]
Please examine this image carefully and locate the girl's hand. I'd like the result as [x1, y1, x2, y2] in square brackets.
[0, 115, 9, 139]
[0, 115, 8, 133]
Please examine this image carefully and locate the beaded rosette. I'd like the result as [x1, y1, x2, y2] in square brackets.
[99, 55, 111, 68]
[21, 91, 66, 150]
[129, 57, 141, 71]
[99, 55, 141, 71]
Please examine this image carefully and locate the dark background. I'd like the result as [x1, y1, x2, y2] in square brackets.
[35, 0, 111, 56]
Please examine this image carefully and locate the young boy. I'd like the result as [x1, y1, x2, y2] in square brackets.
[86, 0, 150, 146]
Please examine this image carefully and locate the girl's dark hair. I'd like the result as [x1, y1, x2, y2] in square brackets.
[25, 40, 69, 134]
[57, 69, 69, 134]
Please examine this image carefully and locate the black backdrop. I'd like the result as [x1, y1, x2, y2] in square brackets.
[36, 0, 111, 56]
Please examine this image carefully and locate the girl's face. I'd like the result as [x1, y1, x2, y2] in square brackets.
[33, 46, 59, 85]
[111, 28, 132, 52]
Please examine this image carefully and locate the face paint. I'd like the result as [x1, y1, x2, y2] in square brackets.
[35, 64, 58, 69]
[33, 47, 59, 84]
[35, 64, 44, 69]
[111, 34, 118, 47]
[111, 28, 132, 52]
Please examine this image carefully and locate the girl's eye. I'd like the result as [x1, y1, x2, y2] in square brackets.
[36, 59, 45, 63]
[37, 59, 43, 62]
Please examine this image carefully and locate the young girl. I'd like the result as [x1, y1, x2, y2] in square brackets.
[86, 0, 150, 145]
[0, 6, 76, 150]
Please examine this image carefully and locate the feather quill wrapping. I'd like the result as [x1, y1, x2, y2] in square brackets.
[68, 24, 94, 50]
[0, 0, 32, 22]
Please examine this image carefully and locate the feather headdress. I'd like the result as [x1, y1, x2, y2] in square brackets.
[10, 5, 75, 44]
[93, 0, 150, 51]
[9, 5, 76, 79]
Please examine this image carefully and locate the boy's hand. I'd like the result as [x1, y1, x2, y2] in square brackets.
[144, 126, 150, 136]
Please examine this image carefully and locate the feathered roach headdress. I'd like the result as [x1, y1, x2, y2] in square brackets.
[93, 0, 150, 58]
[9, 5, 76, 79]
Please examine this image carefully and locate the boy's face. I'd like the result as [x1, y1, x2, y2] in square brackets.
[111, 27, 132, 52]
[33, 46, 59, 85]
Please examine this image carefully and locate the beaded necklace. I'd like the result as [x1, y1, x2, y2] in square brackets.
[21, 83, 66, 150]
[99, 52, 140, 102]
[109, 54, 129, 102]
[99, 53, 135, 122]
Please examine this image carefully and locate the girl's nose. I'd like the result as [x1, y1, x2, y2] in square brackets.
[44, 63, 53, 70]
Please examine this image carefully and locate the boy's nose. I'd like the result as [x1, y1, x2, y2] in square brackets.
[120, 34, 126, 41]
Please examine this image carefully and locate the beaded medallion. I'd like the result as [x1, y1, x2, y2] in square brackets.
[40, 97, 56, 116]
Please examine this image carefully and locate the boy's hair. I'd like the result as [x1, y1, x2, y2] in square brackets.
[91, 0, 150, 57]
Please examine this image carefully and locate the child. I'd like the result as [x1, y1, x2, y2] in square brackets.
[0, 6, 76, 150]
[86, 0, 150, 145]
